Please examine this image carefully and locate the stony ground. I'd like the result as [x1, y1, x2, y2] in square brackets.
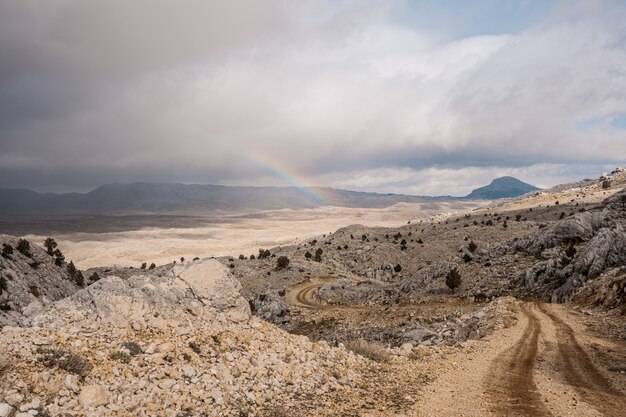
[1, 168, 626, 416]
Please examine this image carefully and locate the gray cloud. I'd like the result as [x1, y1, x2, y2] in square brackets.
[0, 0, 625, 195]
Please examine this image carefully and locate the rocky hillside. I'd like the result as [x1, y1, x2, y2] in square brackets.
[0, 235, 82, 327]
[0, 259, 388, 416]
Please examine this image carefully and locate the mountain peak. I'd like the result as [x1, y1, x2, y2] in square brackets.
[467, 176, 540, 200]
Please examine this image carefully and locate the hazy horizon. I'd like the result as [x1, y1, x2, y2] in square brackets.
[1, 1, 625, 196]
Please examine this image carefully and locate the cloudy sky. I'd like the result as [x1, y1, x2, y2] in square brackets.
[1, 0, 625, 196]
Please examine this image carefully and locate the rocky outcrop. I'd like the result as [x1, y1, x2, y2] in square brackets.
[1, 235, 80, 327]
[250, 289, 291, 324]
[516, 187, 626, 303]
[27, 259, 250, 328]
[0, 258, 368, 416]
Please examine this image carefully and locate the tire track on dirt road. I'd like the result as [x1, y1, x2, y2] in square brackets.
[484, 302, 551, 416]
[537, 304, 626, 417]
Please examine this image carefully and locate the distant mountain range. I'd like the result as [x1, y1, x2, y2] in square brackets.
[466, 176, 540, 200]
[0, 177, 539, 214]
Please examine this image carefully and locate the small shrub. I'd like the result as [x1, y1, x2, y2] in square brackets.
[53, 249, 64, 266]
[602, 179, 611, 189]
[276, 256, 289, 269]
[249, 254, 255, 260]
[345, 339, 390, 363]
[180, 257, 185, 262]
[0, 356, 9, 377]
[446, 268, 462, 291]
[1, 244, 14, 259]
[394, 264, 402, 273]
[149, 263, 156, 270]
[89, 272, 100, 282]
[462, 253, 472, 263]
[16, 239, 32, 257]
[188, 341, 201, 354]
[122, 341, 142, 356]
[109, 351, 131, 363]
[258, 249, 271, 259]
[141, 262, 147, 269]
[304, 251, 312, 259]
[468, 241, 477, 253]
[30, 285, 40, 297]
[314, 248, 323, 262]
[239, 254, 245, 260]
[37, 348, 90, 376]
[0, 276, 7, 295]
[44, 238, 57, 256]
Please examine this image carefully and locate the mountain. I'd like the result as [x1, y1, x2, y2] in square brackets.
[0, 183, 455, 214]
[466, 176, 540, 200]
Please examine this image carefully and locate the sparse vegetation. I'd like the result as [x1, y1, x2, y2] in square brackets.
[446, 268, 462, 291]
[468, 240, 477, 253]
[37, 347, 91, 376]
[89, 271, 101, 282]
[44, 237, 57, 255]
[149, 263, 156, 270]
[1, 243, 14, 259]
[258, 249, 271, 259]
[17, 238, 32, 257]
[394, 264, 402, 273]
[314, 248, 323, 262]
[276, 256, 289, 269]
[53, 248, 65, 266]
[109, 351, 131, 363]
[345, 339, 390, 363]
[122, 341, 142, 356]
[141, 262, 147, 269]
[304, 251, 312, 259]
[188, 341, 202, 354]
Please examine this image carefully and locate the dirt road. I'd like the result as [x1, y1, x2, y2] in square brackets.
[415, 301, 626, 417]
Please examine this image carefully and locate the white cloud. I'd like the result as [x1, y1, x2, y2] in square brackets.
[0, 0, 625, 192]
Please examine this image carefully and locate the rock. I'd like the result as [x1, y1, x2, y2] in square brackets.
[64, 374, 80, 393]
[210, 387, 223, 404]
[181, 365, 196, 378]
[157, 342, 176, 353]
[4, 392, 23, 406]
[78, 385, 108, 409]
[0, 404, 14, 417]
[19, 398, 40, 411]
[403, 327, 436, 343]
[251, 290, 290, 324]
[174, 259, 250, 319]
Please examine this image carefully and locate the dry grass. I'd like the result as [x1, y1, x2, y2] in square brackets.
[345, 339, 391, 363]
[0, 355, 9, 377]
[36, 347, 91, 376]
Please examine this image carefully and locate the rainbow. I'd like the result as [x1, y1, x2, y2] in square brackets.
[243, 153, 328, 204]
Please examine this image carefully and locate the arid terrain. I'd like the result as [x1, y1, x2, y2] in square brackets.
[10, 200, 486, 269]
[1, 169, 625, 416]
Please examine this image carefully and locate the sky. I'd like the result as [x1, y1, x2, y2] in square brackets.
[1, 0, 625, 196]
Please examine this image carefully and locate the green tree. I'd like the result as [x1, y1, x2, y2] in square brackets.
[276, 256, 289, 269]
[446, 269, 461, 291]
[44, 238, 57, 256]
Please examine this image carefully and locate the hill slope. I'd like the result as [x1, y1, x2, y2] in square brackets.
[466, 176, 539, 199]
[0, 183, 454, 214]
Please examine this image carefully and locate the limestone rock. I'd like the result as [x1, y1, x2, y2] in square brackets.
[78, 384, 108, 409]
